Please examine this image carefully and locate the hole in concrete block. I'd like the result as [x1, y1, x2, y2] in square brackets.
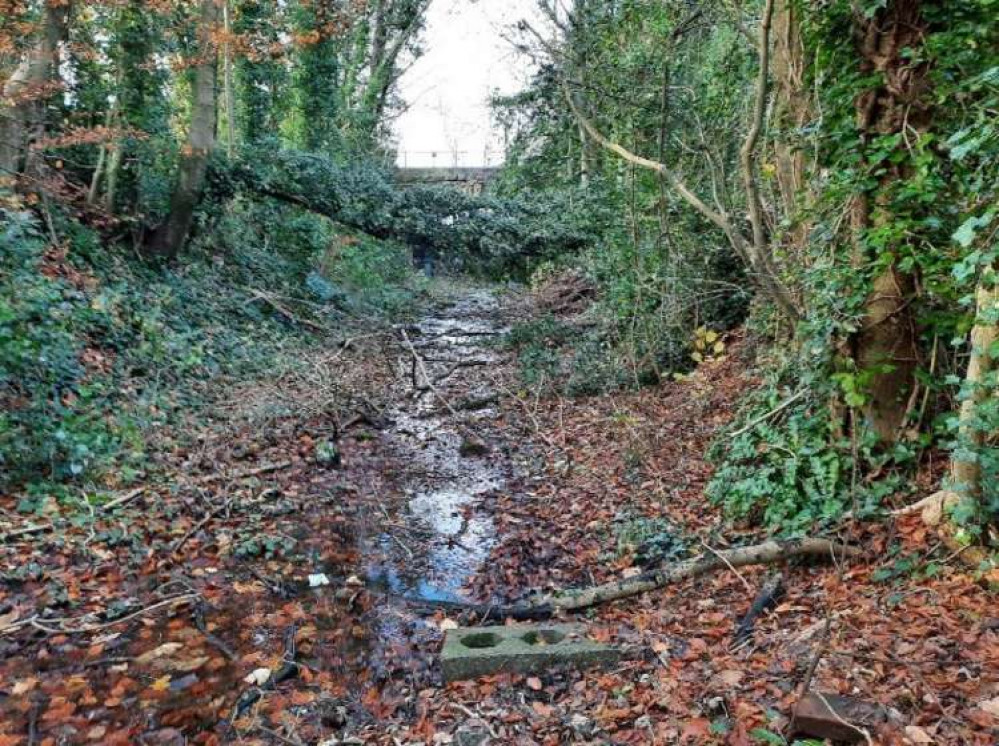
[521, 629, 566, 646]
[460, 633, 502, 649]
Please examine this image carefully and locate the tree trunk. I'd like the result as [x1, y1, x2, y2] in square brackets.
[223, 0, 237, 157]
[147, 0, 220, 260]
[850, 1, 928, 441]
[0, 1, 70, 177]
[771, 0, 810, 259]
[952, 271, 999, 503]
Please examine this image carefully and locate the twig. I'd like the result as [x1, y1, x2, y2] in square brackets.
[246, 288, 326, 332]
[398, 326, 483, 443]
[172, 494, 237, 555]
[701, 538, 754, 594]
[101, 486, 147, 512]
[255, 726, 304, 746]
[191, 460, 294, 485]
[0, 523, 54, 542]
[788, 542, 850, 736]
[1, 593, 199, 636]
[193, 602, 237, 661]
[449, 703, 500, 739]
[729, 389, 805, 438]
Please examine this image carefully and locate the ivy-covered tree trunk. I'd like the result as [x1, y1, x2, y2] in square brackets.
[850, 0, 927, 441]
[148, 0, 220, 260]
[234, 0, 287, 145]
[952, 271, 999, 508]
[0, 0, 70, 177]
[104, 0, 170, 214]
[771, 0, 810, 263]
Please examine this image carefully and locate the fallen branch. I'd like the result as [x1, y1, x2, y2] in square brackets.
[0, 522, 54, 542]
[191, 460, 294, 485]
[101, 486, 147, 512]
[246, 289, 326, 332]
[411, 538, 860, 620]
[732, 571, 784, 647]
[172, 494, 238, 556]
[1, 593, 199, 637]
[526, 538, 860, 613]
[729, 390, 805, 438]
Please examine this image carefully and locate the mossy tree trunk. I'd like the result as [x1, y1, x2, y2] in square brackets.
[0, 1, 71, 178]
[147, 0, 220, 260]
[849, 0, 928, 441]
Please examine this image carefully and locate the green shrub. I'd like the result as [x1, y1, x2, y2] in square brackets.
[707, 358, 908, 534]
[0, 211, 122, 485]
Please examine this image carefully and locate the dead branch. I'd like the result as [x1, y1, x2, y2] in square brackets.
[732, 571, 784, 647]
[527, 538, 859, 613]
[410, 538, 860, 620]
[191, 460, 294, 485]
[1, 593, 199, 637]
[171, 493, 237, 556]
[101, 486, 147, 512]
[246, 289, 326, 332]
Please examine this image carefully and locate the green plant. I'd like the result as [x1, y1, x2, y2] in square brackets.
[707, 356, 908, 533]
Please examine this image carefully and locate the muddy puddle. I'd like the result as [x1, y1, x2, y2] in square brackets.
[363, 289, 510, 605]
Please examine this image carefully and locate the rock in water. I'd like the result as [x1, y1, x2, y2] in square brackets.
[459, 436, 489, 457]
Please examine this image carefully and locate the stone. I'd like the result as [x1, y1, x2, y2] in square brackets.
[454, 723, 491, 746]
[440, 624, 620, 681]
[458, 436, 489, 457]
[793, 692, 888, 743]
[569, 713, 595, 738]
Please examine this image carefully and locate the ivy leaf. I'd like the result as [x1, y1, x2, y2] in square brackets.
[954, 212, 995, 249]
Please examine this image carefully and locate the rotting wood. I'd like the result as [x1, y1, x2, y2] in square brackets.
[524, 538, 859, 613]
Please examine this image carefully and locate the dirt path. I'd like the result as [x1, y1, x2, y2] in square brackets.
[2, 283, 997, 745]
[0, 283, 536, 745]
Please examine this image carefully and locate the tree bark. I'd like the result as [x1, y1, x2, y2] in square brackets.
[0, 1, 70, 178]
[222, 0, 236, 157]
[771, 0, 811, 260]
[147, 0, 220, 259]
[951, 270, 999, 502]
[850, 1, 927, 441]
[426, 538, 860, 620]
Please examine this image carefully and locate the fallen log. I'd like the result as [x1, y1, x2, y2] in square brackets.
[523, 538, 859, 613]
[408, 538, 860, 620]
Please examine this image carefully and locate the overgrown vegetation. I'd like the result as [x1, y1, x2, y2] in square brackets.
[497, 0, 999, 543]
[3, 0, 998, 545]
[0, 198, 422, 496]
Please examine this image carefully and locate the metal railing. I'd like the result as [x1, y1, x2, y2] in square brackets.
[394, 149, 501, 169]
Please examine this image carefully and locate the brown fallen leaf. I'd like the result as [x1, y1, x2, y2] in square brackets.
[978, 697, 999, 720]
[136, 642, 183, 665]
[531, 701, 554, 718]
[904, 725, 934, 744]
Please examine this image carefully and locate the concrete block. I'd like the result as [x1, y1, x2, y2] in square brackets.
[441, 623, 620, 681]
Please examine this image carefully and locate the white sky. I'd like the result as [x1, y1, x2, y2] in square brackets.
[392, 0, 540, 167]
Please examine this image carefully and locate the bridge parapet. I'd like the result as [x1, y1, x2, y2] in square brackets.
[395, 166, 500, 194]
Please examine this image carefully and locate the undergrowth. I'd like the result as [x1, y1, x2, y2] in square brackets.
[0, 201, 423, 500]
[706, 350, 913, 534]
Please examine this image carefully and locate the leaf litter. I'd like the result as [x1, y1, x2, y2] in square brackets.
[0, 284, 996, 745]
